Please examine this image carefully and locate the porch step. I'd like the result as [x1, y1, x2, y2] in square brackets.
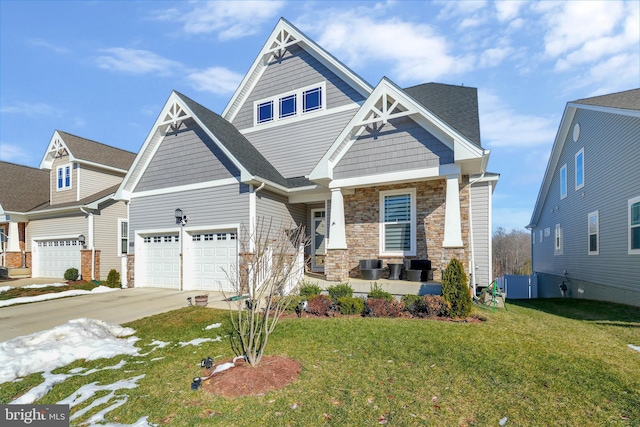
[8, 267, 31, 278]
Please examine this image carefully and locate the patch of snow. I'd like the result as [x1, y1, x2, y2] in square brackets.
[86, 416, 157, 427]
[0, 318, 138, 384]
[59, 374, 145, 409]
[629, 344, 640, 353]
[0, 285, 14, 293]
[178, 337, 221, 347]
[23, 283, 68, 289]
[0, 286, 118, 307]
[204, 323, 222, 330]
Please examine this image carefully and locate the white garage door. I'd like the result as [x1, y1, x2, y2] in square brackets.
[34, 239, 82, 278]
[140, 234, 180, 288]
[186, 230, 237, 292]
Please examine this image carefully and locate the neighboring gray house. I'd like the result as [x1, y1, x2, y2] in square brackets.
[116, 18, 498, 293]
[1, 130, 136, 281]
[528, 88, 640, 306]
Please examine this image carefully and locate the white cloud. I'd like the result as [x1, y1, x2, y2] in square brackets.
[186, 67, 243, 95]
[0, 143, 30, 163]
[28, 38, 70, 54]
[495, 1, 525, 22]
[306, 13, 473, 83]
[95, 48, 182, 75]
[155, 1, 285, 40]
[0, 102, 59, 117]
[479, 90, 558, 148]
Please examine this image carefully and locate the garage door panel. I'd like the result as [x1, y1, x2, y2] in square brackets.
[34, 239, 82, 278]
[140, 234, 179, 289]
[187, 231, 237, 292]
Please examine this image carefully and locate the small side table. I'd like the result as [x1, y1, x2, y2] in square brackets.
[387, 263, 403, 280]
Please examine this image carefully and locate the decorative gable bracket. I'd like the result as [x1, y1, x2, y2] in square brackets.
[263, 28, 298, 61]
[159, 102, 191, 134]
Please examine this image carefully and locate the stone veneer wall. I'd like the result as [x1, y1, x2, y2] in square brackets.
[334, 177, 470, 282]
[4, 252, 23, 268]
[127, 254, 135, 287]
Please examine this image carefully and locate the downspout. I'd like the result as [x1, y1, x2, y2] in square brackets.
[468, 152, 489, 297]
[80, 207, 95, 280]
[249, 181, 266, 253]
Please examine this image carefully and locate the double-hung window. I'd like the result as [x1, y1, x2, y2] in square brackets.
[380, 189, 416, 256]
[575, 148, 584, 190]
[588, 211, 599, 255]
[629, 196, 640, 254]
[57, 164, 72, 190]
[560, 164, 567, 199]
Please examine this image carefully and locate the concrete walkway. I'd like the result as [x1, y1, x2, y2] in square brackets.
[0, 287, 233, 342]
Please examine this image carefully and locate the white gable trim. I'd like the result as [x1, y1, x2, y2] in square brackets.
[116, 92, 253, 201]
[310, 78, 484, 182]
[329, 164, 461, 190]
[130, 178, 239, 199]
[567, 102, 640, 118]
[222, 18, 372, 123]
[40, 131, 69, 169]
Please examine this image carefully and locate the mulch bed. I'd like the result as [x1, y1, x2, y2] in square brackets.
[201, 355, 302, 398]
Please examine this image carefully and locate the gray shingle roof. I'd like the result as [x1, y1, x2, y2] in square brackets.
[402, 83, 481, 147]
[0, 161, 50, 212]
[57, 131, 137, 171]
[175, 91, 304, 188]
[573, 88, 640, 110]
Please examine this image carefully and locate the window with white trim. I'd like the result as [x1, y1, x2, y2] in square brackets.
[560, 164, 567, 199]
[629, 196, 640, 254]
[575, 148, 584, 190]
[254, 82, 325, 125]
[588, 211, 598, 255]
[57, 164, 72, 190]
[380, 188, 416, 256]
[118, 220, 128, 256]
[554, 224, 563, 255]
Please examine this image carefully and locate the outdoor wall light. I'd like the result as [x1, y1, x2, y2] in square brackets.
[78, 234, 86, 248]
[175, 208, 188, 226]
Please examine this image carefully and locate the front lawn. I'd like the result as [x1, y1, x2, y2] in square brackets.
[2, 299, 639, 426]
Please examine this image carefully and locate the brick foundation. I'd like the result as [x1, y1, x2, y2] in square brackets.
[4, 252, 24, 268]
[80, 249, 101, 281]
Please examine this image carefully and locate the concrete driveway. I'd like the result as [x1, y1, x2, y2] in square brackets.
[0, 286, 232, 342]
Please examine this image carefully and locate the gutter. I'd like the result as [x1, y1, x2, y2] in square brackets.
[80, 207, 95, 281]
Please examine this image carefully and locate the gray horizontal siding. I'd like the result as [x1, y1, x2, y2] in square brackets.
[470, 181, 491, 287]
[233, 44, 365, 130]
[256, 190, 306, 229]
[129, 184, 250, 243]
[244, 108, 357, 178]
[531, 108, 640, 294]
[135, 118, 239, 192]
[334, 116, 454, 179]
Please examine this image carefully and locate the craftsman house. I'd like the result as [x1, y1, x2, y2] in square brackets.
[528, 88, 640, 306]
[116, 18, 498, 293]
[0, 131, 135, 281]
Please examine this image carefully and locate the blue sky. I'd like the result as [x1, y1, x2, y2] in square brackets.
[1, 0, 638, 232]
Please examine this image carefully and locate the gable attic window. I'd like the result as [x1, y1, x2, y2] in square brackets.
[254, 82, 325, 126]
[57, 164, 72, 191]
[380, 188, 416, 256]
[257, 100, 274, 123]
[575, 148, 584, 190]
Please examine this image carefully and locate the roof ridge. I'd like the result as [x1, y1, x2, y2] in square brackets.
[56, 130, 137, 155]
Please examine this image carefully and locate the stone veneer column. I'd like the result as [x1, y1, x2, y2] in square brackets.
[325, 249, 349, 282]
[127, 254, 135, 287]
[80, 249, 101, 281]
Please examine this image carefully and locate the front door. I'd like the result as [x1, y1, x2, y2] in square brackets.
[311, 209, 326, 272]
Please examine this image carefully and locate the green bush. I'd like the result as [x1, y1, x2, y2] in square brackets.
[326, 282, 353, 302]
[441, 258, 472, 318]
[105, 269, 121, 288]
[299, 281, 322, 297]
[64, 268, 79, 281]
[402, 294, 422, 315]
[367, 282, 393, 301]
[337, 296, 364, 315]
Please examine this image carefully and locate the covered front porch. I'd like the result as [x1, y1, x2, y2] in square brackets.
[302, 272, 442, 299]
